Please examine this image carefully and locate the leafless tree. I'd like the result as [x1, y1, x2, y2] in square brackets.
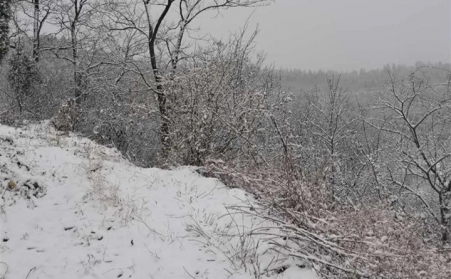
[292, 75, 360, 198]
[47, 0, 104, 105]
[377, 68, 451, 243]
[8, 0, 53, 62]
[99, 0, 272, 156]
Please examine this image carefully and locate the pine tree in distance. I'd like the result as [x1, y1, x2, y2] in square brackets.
[0, 0, 11, 63]
[8, 42, 42, 113]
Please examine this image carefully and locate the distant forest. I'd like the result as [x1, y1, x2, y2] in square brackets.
[279, 62, 451, 93]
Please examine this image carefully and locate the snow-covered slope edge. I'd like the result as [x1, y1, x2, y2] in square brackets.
[0, 122, 318, 279]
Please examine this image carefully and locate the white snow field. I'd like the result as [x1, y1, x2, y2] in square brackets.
[0, 122, 318, 279]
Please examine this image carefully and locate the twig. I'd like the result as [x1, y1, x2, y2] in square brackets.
[25, 266, 36, 279]
[0, 186, 7, 199]
[183, 266, 196, 279]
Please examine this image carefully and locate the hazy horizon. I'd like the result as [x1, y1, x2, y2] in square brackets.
[194, 0, 451, 72]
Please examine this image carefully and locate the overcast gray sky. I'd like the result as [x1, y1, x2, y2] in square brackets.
[195, 0, 451, 72]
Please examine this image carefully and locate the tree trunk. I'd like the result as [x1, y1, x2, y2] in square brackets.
[70, 18, 80, 105]
[33, 0, 40, 62]
[440, 191, 451, 244]
[149, 41, 170, 156]
[74, 71, 83, 104]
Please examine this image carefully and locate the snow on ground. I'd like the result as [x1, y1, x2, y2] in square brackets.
[0, 122, 318, 279]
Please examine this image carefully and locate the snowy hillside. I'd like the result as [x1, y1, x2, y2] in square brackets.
[0, 122, 317, 279]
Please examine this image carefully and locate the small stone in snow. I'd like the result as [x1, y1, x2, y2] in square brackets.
[7, 180, 17, 190]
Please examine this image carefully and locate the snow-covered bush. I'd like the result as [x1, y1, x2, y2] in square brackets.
[51, 98, 79, 133]
[161, 34, 279, 166]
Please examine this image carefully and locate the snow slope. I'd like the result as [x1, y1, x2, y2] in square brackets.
[0, 122, 318, 279]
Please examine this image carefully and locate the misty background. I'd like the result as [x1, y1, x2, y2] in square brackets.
[195, 0, 451, 71]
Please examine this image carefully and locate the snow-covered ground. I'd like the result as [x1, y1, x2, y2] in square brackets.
[0, 122, 318, 279]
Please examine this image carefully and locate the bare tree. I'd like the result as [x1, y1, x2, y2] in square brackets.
[100, 0, 272, 156]
[298, 75, 359, 195]
[31, 0, 52, 61]
[378, 68, 451, 243]
[7, 0, 53, 62]
[45, 0, 116, 108]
